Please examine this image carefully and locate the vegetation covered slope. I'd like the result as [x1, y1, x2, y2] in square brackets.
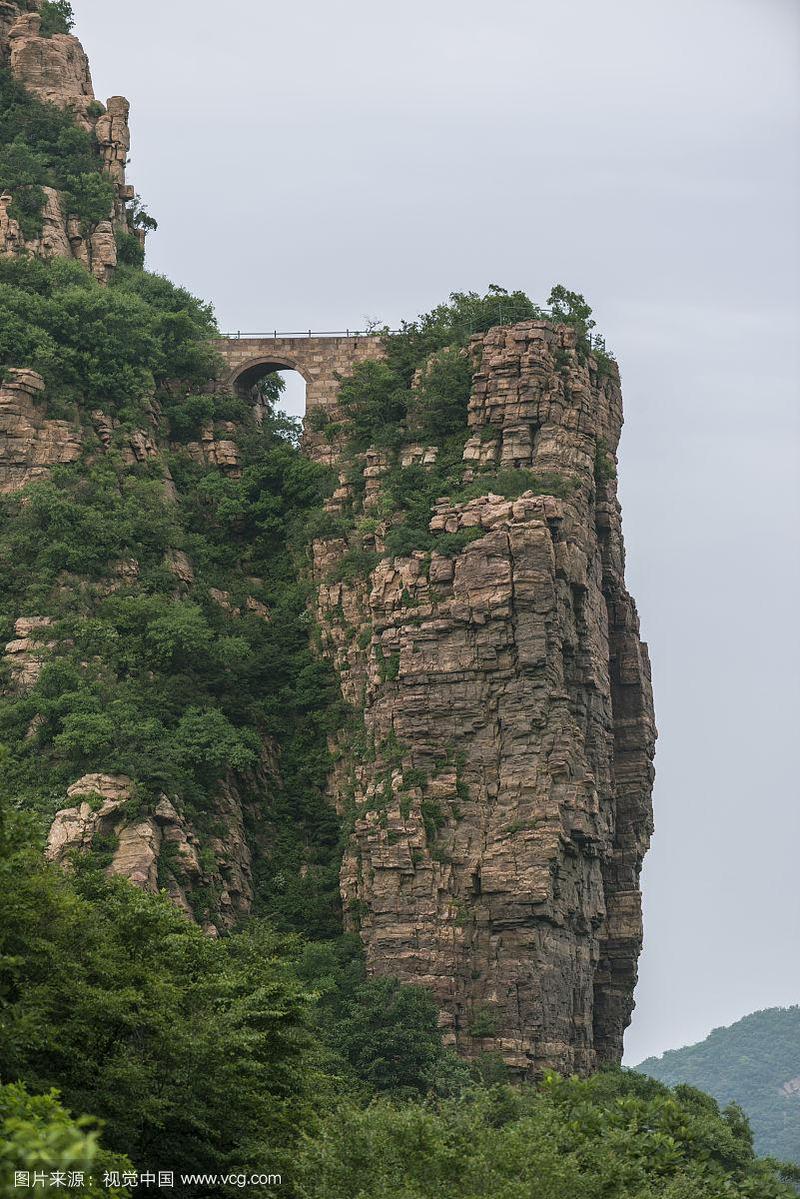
[2, 803, 797, 1198]
[637, 1007, 800, 1164]
[0, 264, 795, 1199]
[0, 8, 796, 1194]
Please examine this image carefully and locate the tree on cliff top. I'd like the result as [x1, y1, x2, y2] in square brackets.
[37, 2, 75, 37]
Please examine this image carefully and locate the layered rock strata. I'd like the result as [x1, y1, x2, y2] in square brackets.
[0, 1, 655, 1076]
[0, 368, 81, 492]
[45, 769, 270, 935]
[313, 322, 656, 1075]
[0, 0, 139, 281]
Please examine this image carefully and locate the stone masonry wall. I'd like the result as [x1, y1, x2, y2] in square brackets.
[212, 335, 385, 464]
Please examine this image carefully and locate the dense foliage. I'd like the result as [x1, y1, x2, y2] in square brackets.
[0, 39, 791, 1194]
[2, 796, 796, 1196]
[292, 1072, 799, 1199]
[638, 1007, 800, 1164]
[38, 3, 76, 37]
[0, 819, 319, 1186]
[381, 282, 614, 388]
[1, 1082, 130, 1198]
[0, 257, 218, 415]
[0, 69, 112, 237]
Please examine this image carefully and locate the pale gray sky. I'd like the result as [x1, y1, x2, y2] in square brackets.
[75, 0, 799, 1063]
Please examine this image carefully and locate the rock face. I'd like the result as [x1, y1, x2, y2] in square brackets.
[45, 771, 266, 935]
[313, 321, 656, 1075]
[0, 0, 655, 1076]
[0, 368, 82, 492]
[7, 7, 94, 114]
[177, 422, 243, 476]
[0, 1, 140, 281]
[3, 614, 55, 691]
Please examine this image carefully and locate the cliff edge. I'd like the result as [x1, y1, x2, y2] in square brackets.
[309, 320, 656, 1074]
[0, 3, 655, 1077]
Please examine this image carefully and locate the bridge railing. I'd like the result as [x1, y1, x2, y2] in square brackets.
[217, 317, 605, 352]
[219, 329, 398, 340]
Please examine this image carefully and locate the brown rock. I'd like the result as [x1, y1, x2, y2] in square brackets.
[108, 820, 161, 891]
[165, 548, 195, 587]
[315, 321, 656, 1077]
[0, 4, 141, 282]
[8, 12, 94, 117]
[3, 616, 55, 692]
[0, 369, 81, 493]
[44, 763, 269, 936]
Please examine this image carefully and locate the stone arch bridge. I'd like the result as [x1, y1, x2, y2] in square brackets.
[210, 333, 386, 416]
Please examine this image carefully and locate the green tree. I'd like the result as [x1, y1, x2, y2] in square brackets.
[291, 1072, 799, 1199]
[406, 346, 473, 442]
[328, 977, 446, 1095]
[38, 2, 76, 37]
[0, 1083, 130, 1199]
[337, 360, 408, 450]
[0, 818, 321, 1192]
[547, 283, 596, 333]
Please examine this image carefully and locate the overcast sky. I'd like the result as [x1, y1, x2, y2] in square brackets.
[74, 0, 799, 1063]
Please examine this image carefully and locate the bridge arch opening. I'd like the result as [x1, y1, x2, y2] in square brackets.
[231, 359, 308, 424]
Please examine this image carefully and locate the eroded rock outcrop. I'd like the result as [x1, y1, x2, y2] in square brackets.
[45, 770, 266, 934]
[314, 322, 656, 1075]
[3, 615, 55, 691]
[1, 0, 655, 1078]
[0, 368, 81, 492]
[177, 422, 242, 476]
[0, 1, 139, 281]
[6, 6, 93, 116]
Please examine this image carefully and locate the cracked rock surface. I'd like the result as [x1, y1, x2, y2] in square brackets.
[314, 322, 656, 1075]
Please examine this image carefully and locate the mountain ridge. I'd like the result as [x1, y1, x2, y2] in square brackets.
[637, 1006, 800, 1163]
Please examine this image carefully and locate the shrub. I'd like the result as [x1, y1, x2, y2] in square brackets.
[0, 256, 218, 411]
[456, 468, 574, 502]
[420, 797, 445, 841]
[375, 647, 400, 683]
[327, 546, 379, 583]
[337, 360, 408, 451]
[0, 1082, 130, 1199]
[328, 977, 445, 1095]
[0, 142, 47, 238]
[594, 437, 617, 484]
[385, 284, 544, 385]
[0, 69, 113, 235]
[406, 346, 473, 441]
[291, 1072, 799, 1199]
[469, 1003, 500, 1038]
[62, 170, 114, 227]
[38, 1, 76, 36]
[114, 230, 145, 268]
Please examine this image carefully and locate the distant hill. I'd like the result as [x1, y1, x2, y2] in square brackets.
[636, 1007, 800, 1163]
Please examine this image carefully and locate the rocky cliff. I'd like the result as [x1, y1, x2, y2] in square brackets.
[0, 0, 138, 281]
[0, 2, 258, 934]
[0, 4, 655, 1074]
[312, 322, 655, 1074]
